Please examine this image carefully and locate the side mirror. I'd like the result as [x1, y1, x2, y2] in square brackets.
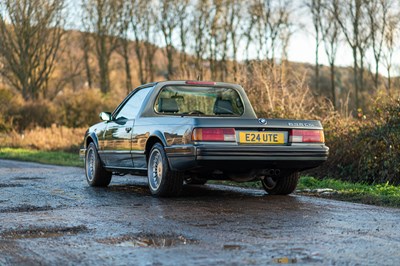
[99, 112, 112, 122]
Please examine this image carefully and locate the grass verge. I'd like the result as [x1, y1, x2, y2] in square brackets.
[0, 147, 83, 167]
[214, 176, 400, 208]
[296, 176, 400, 208]
[0, 147, 399, 208]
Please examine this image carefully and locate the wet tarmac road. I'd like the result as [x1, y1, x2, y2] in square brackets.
[0, 159, 399, 265]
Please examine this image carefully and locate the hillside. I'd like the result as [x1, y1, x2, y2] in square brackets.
[0, 29, 397, 130]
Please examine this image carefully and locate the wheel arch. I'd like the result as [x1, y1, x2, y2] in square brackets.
[145, 131, 168, 162]
[84, 133, 99, 149]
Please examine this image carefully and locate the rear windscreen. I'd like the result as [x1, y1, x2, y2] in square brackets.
[155, 86, 244, 116]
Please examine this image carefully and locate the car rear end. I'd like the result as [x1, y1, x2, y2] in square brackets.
[147, 80, 328, 195]
[190, 118, 328, 171]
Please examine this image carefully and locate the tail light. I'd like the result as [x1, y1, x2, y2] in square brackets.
[290, 129, 325, 143]
[192, 128, 236, 142]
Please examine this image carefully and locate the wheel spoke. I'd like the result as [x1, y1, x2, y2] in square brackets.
[86, 149, 95, 181]
[147, 143, 184, 197]
[85, 143, 112, 187]
[149, 151, 163, 190]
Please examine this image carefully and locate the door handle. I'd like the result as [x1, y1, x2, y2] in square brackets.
[125, 127, 132, 133]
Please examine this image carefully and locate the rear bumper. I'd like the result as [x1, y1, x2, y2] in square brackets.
[165, 144, 329, 171]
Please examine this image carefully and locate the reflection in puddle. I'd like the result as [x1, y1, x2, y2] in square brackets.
[273, 257, 298, 264]
[13, 177, 46, 181]
[1, 225, 88, 239]
[223, 244, 242, 250]
[0, 183, 24, 188]
[0, 205, 54, 213]
[108, 185, 149, 195]
[98, 234, 196, 248]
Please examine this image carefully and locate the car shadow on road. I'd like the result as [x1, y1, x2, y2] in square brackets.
[99, 178, 300, 204]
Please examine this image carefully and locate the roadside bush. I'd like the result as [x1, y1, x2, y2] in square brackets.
[0, 87, 20, 132]
[355, 99, 400, 184]
[55, 88, 120, 128]
[309, 97, 400, 185]
[10, 99, 60, 130]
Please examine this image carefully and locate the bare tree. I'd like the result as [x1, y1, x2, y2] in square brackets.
[130, 0, 157, 84]
[117, 1, 133, 93]
[159, 0, 180, 79]
[307, 0, 323, 93]
[332, 0, 370, 110]
[130, 0, 146, 84]
[80, 32, 93, 89]
[244, 3, 257, 62]
[176, 0, 190, 77]
[320, 0, 341, 109]
[367, 0, 392, 90]
[81, 0, 122, 94]
[0, 0, 65, 100]
[51, 33, 86, 95]
[382, 14, 399, 95]
[250, 1, 264, 60]
[247, 0, 291, 63]
[226, 0, 243, 81]
[143, 14, 158, 83]
[144, 26, 158, 81]
[193, 0, 212, 80]
[267, 0, 291, 62]
[208, 0, 223, 80]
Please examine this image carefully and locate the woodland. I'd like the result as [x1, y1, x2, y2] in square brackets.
[0, 0, 400, 184]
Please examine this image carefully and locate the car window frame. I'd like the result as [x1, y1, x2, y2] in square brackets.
[112, 86, 153, 120]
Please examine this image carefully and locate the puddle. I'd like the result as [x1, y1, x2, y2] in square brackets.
[0, 205, 54, 213]
[0, 183, 24, 188]
[273, 257, 298, 264]
[13, 177, 46, 181]
[98, 234, 197, 248]
[108, 185, 149, 194]
[223, 244, 242, 250]
[193, 222, 219, 228]
[1, 225, 88, 239]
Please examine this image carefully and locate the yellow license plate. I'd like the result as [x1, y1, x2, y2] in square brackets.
[239, 132, 285, 144]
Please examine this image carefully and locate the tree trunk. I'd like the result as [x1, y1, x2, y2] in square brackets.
[122, 39, 133, 93]
[315, 34, 320, 93]
[330, 63, 336, 109]
[352, 47, 359, 110]
[387, 67, 391, 96]
[99, 50, 110, 94]
[167, 44, 174, 79]
[82, 34, 93, 89]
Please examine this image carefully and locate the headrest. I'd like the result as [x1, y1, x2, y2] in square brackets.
[158, 98, 179, 113]
[214, 99, 233, 114]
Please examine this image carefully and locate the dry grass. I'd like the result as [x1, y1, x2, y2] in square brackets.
[0, 125, 86, 152]
[237, 61, 334, 120]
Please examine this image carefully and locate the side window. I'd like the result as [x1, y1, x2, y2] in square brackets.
[115, 87, 152, 119]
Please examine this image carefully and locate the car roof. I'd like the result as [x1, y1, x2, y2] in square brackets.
[140, 80, 242, 88]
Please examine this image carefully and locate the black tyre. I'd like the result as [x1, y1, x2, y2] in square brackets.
[147, 143, 184, 197]
[261, 172, 299, 195]
[85, 142, 112, 187]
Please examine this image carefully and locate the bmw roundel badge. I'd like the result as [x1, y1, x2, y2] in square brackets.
[258, 118, 267, 124]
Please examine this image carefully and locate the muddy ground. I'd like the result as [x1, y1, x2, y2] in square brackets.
[0, 159, 399, 265]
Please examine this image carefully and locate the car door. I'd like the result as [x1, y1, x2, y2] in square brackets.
[102, 87, 152, 168]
